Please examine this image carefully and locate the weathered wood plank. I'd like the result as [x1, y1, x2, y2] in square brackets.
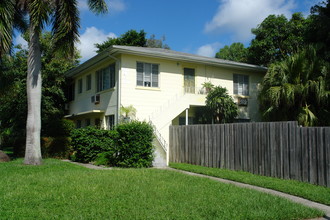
[324, 127, 330, 187]
[169, 121, 329, 187]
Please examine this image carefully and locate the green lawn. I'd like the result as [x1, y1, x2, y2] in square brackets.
[170, 163, 330, 206]
[0, 159, 324, 219]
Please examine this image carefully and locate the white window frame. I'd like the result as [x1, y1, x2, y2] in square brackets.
[136, 62, 159, 88]
[96, 64, 115, 92]
[106, 115, 115, 130]
[233, 74, 249, 96]
[78, 78, 83, 94]
[86, 74, 92, 91]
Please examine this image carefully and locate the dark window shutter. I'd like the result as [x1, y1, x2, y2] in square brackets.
[137, 62, 144, 86]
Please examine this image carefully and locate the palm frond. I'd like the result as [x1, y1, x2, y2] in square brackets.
[298, 104, 317, 127]
[52, 0, 80, 57]
[88, 0, 108, 15]
[28, 0, 51, 31]
[0, 0, 16, 56]
[266, 86, 281, 107]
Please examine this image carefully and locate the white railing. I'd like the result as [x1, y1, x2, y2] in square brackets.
[184, 86, 207, 95]
[149, 87, 207, 121]
[149, 120, 168, 153]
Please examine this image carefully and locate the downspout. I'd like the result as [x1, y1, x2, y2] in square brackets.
[108, 54, 121, 125]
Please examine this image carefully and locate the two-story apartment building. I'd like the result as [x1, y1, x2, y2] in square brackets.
[65, 45, 267, 166]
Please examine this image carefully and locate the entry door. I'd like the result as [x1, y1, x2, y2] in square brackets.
[184, 68, 195, 93]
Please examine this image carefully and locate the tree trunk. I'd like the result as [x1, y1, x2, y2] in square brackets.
[24, 24, 42, 165]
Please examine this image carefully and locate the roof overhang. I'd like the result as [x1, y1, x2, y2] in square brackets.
[64, 110, 105, 118]
[65, 45, 267, 78]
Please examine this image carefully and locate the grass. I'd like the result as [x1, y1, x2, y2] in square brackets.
[0, 159, 324, 219]
[170, 163, 330, 206]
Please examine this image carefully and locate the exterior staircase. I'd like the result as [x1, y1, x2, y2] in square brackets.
[149, 89, 206, 166]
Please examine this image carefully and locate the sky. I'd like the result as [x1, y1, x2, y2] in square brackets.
[15, 0, 321, 63]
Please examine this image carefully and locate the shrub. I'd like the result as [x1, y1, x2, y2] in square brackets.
[112, 121, 154, 168]
[70, 127, 117, 163]
[72, 121, 155, 168]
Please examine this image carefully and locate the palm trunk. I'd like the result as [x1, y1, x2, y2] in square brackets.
[24, 24, 42, 165]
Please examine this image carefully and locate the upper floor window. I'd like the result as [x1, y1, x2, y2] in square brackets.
[137, 62, 159, 87]
[78, 79, 83, 94]
[66, 82, 75, 101]
[96, 64, 115, 92]
[233, 74, 249, 96]
[86, 74, 92, 91]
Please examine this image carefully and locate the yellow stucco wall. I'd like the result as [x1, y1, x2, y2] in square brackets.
[67, 58, 119, 128]
[67, 52, 264, 128]
[120, 54, 264, 123]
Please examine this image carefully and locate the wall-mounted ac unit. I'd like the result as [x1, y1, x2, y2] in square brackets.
[91, 94, 100, 104]
[238, 97, 248, 106]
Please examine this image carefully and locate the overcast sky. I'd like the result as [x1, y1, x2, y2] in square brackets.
[15, 0, 320, 62]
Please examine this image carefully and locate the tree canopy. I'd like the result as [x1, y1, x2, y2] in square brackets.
[0, 0, 106, 165]
[248, 13, 308, 66]
[0, 32, 79, 155]
[259, 46, 330, 126]
[95, 30, 170, 53]
[215, 42, 248, 63]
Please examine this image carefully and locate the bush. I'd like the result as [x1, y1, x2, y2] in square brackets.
[70, 127, 117, 163]
[72, 121, 155, 168]
[114, 121, 154, 168]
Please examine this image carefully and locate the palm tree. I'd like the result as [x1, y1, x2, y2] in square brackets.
[259, 45, 330, 126]
[0, 0, 108, 165]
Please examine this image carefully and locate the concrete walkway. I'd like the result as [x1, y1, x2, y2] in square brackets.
[62, 160, 330, 219]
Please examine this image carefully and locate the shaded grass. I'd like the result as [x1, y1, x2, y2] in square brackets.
[0, 159, 324, 219]
[170, 163, 330, 206]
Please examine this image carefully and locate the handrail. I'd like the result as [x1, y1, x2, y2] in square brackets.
[149, 120, 168, 153]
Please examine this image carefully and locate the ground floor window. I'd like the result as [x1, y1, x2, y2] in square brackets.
[106, 115, 115, 130]
[95, 118, 101, 128]
[76, 120, 82, 128]
[85, 118, 91, 127]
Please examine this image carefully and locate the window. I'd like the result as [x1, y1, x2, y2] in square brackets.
[66, 83, 75, 101]
[106, 115, 115, 130]
[78, 79, 83, 94]
[86, 74, 91, 91]
[95, 118, 101, 128]
[85, 118, 91, 127]
[233, 74, 249, 96]
[76, 120, 82, 128]
[96, 64, 115, 92]
[137, 62, 159, 87]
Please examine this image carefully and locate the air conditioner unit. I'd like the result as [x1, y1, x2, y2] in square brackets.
[64, 103, 70, 110]
[91, 94, 100, 104]
[238, 97, 248, 106]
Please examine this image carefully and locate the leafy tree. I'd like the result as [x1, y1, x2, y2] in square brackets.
[0, 0, 107, 165]
[95, 30, 147, 53]
[259, 46, 330, 126]
[205, 86, 238, 123]
[248, 13, 308, 66]
[96, 30, 170, 53]
[146, 34, 170, 49]
[306, 0, 330, 61]
[0, 32, 79, 155]
[215, 42, 248, 63]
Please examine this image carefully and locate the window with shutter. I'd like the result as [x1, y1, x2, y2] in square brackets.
[136, 62, 159, 88]
[233, 74, 249, 96]
[96, 64, 116, 92]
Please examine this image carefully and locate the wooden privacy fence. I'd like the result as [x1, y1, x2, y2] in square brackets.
[169, 121, 330, 187]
